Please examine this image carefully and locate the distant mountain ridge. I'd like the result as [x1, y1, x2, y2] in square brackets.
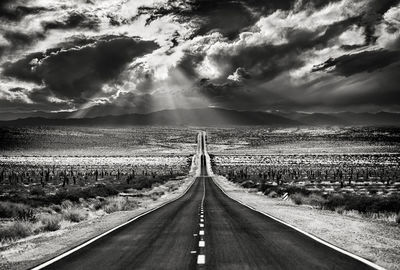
[0, 108, 399, 127]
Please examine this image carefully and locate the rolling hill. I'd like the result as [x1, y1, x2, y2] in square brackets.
[0, 108, 399, 127]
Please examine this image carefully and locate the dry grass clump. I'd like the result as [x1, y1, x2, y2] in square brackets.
[61, 200, 74, 209]
[291, 193, 326, 208]
[0, 201, 30, 219]
[62, 208, 87, 223]
[0, 221, 33, 241]
[103, 197, 139, 214]
[40, 216, 61, 231]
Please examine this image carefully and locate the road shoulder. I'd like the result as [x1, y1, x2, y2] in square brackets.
[213, 175, 400, 270]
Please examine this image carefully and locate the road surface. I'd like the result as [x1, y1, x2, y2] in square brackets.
[35, 132, 378, 270]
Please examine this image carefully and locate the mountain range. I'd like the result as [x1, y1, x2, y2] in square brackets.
[0, 108, 399, 127]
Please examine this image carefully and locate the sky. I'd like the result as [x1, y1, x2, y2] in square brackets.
[0, 0, 399, 119]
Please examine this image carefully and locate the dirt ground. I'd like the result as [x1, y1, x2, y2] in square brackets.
[213, 175, 400, 270]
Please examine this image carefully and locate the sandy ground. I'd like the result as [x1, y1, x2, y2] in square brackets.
[213, 175, 400, 270]
[0, 177, 195, 270]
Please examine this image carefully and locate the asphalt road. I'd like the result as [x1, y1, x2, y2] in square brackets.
[36, 133, 377, 270]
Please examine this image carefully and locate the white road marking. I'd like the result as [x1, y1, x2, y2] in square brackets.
[200, 214, 204, 218]
[193, 233, 198, 236]
[200, 218, 204, 222]
[200, 223, 204, 228]
[199, 230, 204, 235]
[190, 250, 197, 254]
[197, 255, 206, 264]
[199, 241, 205, 247]
[211, 177, 386, 270]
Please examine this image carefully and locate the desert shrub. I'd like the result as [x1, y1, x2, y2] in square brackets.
[291, 193, 304, 205]
[241, 180, 256, 189]
[0, 221, 33, 241]
[41, 216, 61, 231]
[61, 200, 74, 209]
[51, 204, 62, 213]
[266, 191, 278, 198]
[16, 208, 37, 222]
[306, 194, 327, 209]
[92, 199, 104, 211]
[261, 185, 311, 197]
[63, 209, 87, 223]
[52, 185, 119, 204]
[335, 206, 346, 215]
[0, 202, 28, 218]
[30, 187, 45, 196]
[0, 201, 38, 222]
[103, 197, 138, 213]
[323, 194, 400, 213]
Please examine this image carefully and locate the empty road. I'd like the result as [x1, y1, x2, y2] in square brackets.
[34, 132, 379, 270]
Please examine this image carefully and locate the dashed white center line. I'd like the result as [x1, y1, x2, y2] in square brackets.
[197, 255, 206, 264]
[200, 223, 204, 228]
[190, 250, 197, 254]
[199, 241, 205, 247]
[200, 218, 204, 222]
[199, 230, 204, 236]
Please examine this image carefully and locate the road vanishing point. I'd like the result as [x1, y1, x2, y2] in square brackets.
[32, 132, 382, 270]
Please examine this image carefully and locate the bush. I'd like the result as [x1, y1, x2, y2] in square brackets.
[17, 208, 37, 222]
[291, 193, 304, 205]
[266, 191, 278, 198]
[41, 216, 61, 231]
[0, 201, 30, 219]
[61, 200, 74, 209]
[30, 187, 45, 196]
[52, 185, 119, 204]
[307, 194, 327, 209]
[51, 204, 62, 213]
[103, 197, 138, 213]
[63, 209, 87, 223]
[0, 221, 33, 241]
[323, 194, 400, 213]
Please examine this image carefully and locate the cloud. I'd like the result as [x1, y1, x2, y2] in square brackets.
[312, 49, 400, 76]
[41, 11, 100, 31]
[0, 0, 400, 119]
[0, 0, 49, 22]
[3, 36, 159, 103]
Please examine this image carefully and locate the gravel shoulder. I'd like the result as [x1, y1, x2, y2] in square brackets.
[213, 175, 400, 270]
[0, 177, 195, 270]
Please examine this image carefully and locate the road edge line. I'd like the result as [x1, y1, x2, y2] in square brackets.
[211, 176, 386, 270]
[30, 177, 197, 270]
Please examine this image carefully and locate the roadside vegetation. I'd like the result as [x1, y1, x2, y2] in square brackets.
[0, 172, 187, 244]
[217, 165, 400, 224]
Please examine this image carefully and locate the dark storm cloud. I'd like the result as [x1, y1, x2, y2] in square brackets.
[138, 0, 352, 40]
[312, 49, 400, 76]
[3, 36, 159, 102]
[1, 0, 400, 118]
[360, 0, 400, 44]
[0, 0, 49, 21]
[189, 78, 288, 111]
[203, 20, 356, 83]
[138, 0, 297, 40]
[42, 12, 100, 31]
[3, 51, 45, 83]
[0, 94, 70, 114]
[3, 31, 45, 49]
